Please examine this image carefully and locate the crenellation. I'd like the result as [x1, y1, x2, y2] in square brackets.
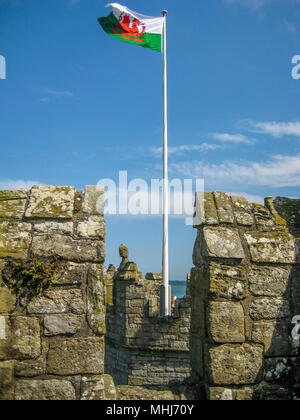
[0, 186, 299, 400]
[191, 191, 300, 400]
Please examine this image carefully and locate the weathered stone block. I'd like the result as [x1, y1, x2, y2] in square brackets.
[207, 386, 254, 401]
[193, 227, 245, 265]
[87, 264, 106, 335]
[213, 192, 235, 224]
[117, 385, 176, 400]
[47, 337, 104, 375]
[81, 375, 118, 400]
[9, 317, 41, 360]
[208, 262, 246, 300]
[0, 190, 28, 201]
[54, 262, 88, 285]
[252, 204, 275, 228]
[0, 315, 10, 359]
[33, 221, 73, 234]
[250, 298, 290, 320]
[44, 315, 82, 336]
[0, 360, 14, 400]
[15, 340, 48, 377]
[265, 197, 300, 228]
[82, 185, 105, 215]
[0, 199, 27, 219]
[244, 231, 295, 263]
[0, 221, 31, 259]
[76, 215, 105, 239]
[15, 379, 76, 400]
[207, 301, 245, 343]
[206, 344, 263, 385]
[193, 192, 218, 227]
[0, 286, 16, 313]
[249, 265, 291, 297]
[27, 288, 85, 315]
[31, 233, 105, 262]
[252, 320, 294, 356]
[25, 185, 75, 219]
[231, 196, 254, 226]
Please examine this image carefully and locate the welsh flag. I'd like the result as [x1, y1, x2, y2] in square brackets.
[98, 3, 164, 52]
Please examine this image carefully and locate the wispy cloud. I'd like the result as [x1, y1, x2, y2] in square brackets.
[151, 143, 224, 157]
[171, 153, 300, 188]
[41, 88, 73, 97]
[223, 0, 269, 10]
[245, 120, 300, 138]
[210, 132, 256, 144]
[0, 179, 43, 190]
[38, 88, 73, 103]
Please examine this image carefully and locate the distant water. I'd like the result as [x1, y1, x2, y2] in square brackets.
[170, 281, 186, 299]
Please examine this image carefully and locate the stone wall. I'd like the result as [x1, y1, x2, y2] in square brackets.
[190, 192, 300, 400]
[0, 185, 116, 400]
[105, 253, 191, 388]
[1, 185, 300, 400]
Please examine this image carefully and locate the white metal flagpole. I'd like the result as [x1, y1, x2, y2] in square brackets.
[161, 9, 170, 316]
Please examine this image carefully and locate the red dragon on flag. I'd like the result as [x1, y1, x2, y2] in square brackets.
[112, 11, 145, 42]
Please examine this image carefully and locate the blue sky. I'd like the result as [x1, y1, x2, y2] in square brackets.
[0, 0, 300, 280]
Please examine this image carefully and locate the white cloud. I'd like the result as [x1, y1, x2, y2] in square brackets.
[210, 132, 256, 144]
[246, 120, 300, 138]
[41, 88, 73, 97]
[0, 180, 43, 190]
[171, 153, 300, 188]
[151, 143, 224, 157]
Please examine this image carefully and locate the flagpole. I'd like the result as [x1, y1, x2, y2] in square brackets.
[161, 9, 170, 316]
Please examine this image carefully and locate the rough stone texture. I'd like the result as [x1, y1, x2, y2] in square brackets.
[207, 301, 245, 343]
[47, 337, 104, 375]
[25, 186, 75, 219]
[193, 192, 218, 227]
[0, 360, 14, 400]
[76, 215, 105, 239]
[44, 315, 82, 336]
[87, 264, 106, 335]
[213, 192, 235, 224]
[206, 344, 264, 385]
[33, 221, 73, 234]
[15, 340, 48, 377]
[207, 262, 246, 300]
[31, 233, 105, 263]
[207, 386, 254, 401]
[82, 185, 105, 215]
[0, 221, 31, 259]
[1, 186, 299, 400]
[0, 186, 110, 400]
[9, 317, 41, 360]
[117, 386, 176, 401]
[81, 375, 118, 400]
[191, 192, 300, 400]
[266, 196, 300, 232]
[249, 265, 291, 297]
[244, 231, 295, 263]
[251, 320, 294, 356]
[249, 297, 290, 321]
[27, 289, 85, 315]
[231, 195, 254, 226]
[15, 379, 76, 400]
[193, 227, 245, 265]
[0, 286, 16, 313]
